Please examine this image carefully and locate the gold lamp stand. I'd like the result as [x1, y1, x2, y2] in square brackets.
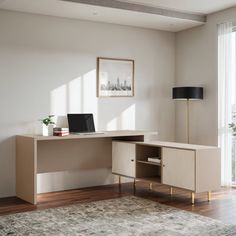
[187, 99, 190, 144]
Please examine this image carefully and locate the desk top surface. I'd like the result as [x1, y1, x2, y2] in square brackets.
[17, 131, 218, 150]
[133, 140, 219, 150]
[17, 130, 156, 141]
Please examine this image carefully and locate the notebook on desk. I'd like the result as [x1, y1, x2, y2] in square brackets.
[67, 113, 104, 135]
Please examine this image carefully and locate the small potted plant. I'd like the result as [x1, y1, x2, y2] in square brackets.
[40, 115, 55, 136]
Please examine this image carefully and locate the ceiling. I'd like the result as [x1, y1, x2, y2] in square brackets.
[0, 0, 235, 32]
[122, 0, 236, 14]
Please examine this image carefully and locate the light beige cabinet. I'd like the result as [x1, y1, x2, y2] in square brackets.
[112, 142, 136, 178]
[162, 148, 195, 191]
[112, 140, 221, 204]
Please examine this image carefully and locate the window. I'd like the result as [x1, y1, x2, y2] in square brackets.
[218, 22, 235, 186]
[231, 28, 236, 184]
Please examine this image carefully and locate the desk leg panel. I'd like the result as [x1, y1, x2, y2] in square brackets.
[16, 136, 37, 204]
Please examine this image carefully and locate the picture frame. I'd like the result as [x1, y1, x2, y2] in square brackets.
[97, 57, 134, 97]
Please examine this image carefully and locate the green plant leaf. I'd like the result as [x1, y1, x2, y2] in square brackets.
[40, 115, 55, 126]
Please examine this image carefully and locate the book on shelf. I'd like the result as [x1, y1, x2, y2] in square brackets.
[147, 157, 161, 163]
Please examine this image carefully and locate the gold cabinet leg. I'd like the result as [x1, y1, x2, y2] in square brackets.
[149, 182, 153, 191]
[170, 187, 173, 196]
[118, 175, 121, 191]
[207, 191, 211, 202]
[133, 178, 136, 194]
[191, 192, 195, 205]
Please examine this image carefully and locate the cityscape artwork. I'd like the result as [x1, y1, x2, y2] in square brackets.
[97, 57, 134, 97]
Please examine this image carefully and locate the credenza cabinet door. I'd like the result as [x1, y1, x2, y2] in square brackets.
[162, 148, 195, 191]
[112, 142, 136, 178]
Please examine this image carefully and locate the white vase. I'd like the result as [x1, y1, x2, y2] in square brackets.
[42, 124, 55, 136]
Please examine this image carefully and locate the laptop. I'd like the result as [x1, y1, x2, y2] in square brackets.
[67, 113, 103, 135]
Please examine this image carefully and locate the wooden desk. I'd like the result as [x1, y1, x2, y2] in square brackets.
[16, 130, 154, 204]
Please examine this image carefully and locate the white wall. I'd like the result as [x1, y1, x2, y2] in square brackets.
[0, 10, 175, 197]
[175, 7, 236, 145]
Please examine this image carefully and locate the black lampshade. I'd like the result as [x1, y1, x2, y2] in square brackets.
[172, 87, 203, 100]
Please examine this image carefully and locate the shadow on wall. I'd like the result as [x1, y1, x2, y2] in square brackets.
[50, 69, 136, 131]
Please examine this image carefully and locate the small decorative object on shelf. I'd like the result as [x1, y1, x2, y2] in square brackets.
[147, 157, 161, 164]
[53, 127, 69, 137]
[40, 115, 55, 136]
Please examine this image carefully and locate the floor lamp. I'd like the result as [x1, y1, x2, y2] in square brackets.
[172, 87, 203, 144]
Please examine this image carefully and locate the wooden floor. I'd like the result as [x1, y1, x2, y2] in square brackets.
[0, 181, 236, 225]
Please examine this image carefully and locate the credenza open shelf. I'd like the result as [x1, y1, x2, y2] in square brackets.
[136, 144, 162, 182]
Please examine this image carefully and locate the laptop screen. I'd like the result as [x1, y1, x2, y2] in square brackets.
[67, 114, 95, 133]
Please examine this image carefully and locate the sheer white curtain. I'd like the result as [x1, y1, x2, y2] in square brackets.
[218, 22, 235, 186]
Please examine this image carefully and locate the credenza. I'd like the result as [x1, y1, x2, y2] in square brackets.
[112, 140, 221, 204]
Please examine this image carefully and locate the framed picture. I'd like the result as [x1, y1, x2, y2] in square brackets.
[97, 57, 134, 97]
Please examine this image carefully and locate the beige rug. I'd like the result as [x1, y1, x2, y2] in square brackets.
[0, 196, 236, 235]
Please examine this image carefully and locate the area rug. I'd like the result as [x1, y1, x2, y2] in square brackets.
[0, 196, 236, 236]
